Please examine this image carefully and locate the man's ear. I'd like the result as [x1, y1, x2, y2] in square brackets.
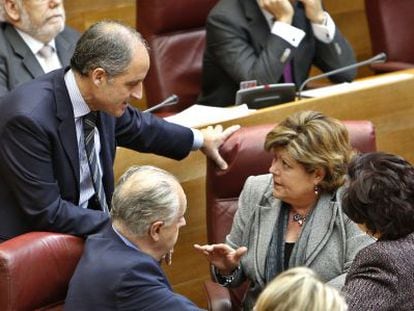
[4, 0, 21, 22]
[149, 221, 164, 242]
[91, 68, 107, 87]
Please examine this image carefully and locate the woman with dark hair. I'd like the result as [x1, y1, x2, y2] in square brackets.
[341, 152, 414, 310]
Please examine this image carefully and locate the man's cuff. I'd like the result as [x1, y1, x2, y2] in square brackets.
[271, 21, 305, 48]
[312, 12, 336, 43]
[191, 128, 204, 150]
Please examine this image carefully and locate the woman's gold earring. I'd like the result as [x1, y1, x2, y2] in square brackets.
[314, 185, 319, 195]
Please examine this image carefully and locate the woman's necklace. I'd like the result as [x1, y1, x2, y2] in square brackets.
[292, 213, 308, 226]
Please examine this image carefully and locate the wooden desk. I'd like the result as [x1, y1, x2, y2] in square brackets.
[114, 70, 414, 307]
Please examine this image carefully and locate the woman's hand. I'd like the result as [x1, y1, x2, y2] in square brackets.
[194, 243, 248, 274]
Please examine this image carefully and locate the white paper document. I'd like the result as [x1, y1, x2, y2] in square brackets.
[164, 104, 254, 128]
[300, 72, 414, 98]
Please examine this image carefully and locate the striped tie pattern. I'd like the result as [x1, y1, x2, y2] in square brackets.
[83, 112, 109, 213]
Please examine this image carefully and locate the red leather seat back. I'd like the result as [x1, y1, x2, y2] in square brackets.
[0, 232, 84, 311]
[365, 0, 414, 63]
[137, 0, 218, 114]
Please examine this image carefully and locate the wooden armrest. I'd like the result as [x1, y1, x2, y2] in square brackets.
[371, 61, 414, 74]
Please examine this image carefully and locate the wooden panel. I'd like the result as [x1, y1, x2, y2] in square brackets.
[65, 0, 136, 32]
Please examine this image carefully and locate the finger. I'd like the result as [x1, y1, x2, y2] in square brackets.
[234, 246, 248, 260]
[214, 151, 228, 170]
[194, 244, 214, 252]
[222, 125, 241, 139]
[213, 124, 223, 133]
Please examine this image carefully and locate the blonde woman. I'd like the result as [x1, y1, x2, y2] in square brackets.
[255, 267, 347, 311]
[195, 111, 373, 310]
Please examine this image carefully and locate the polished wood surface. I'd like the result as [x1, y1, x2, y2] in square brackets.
[114, 70, 414, 307]
[65, 0, 136, 31]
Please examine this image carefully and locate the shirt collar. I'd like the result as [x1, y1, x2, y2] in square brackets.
[64, 69, 91, 119]
[15, 27, 57, 55]
[112, 224, 140, 252]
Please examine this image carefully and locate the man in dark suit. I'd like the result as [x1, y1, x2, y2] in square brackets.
[65, 165, 202, 310]
[0, 0, 80, 96]
[197, 0, 357, 107]
[0, 21, 239, 242]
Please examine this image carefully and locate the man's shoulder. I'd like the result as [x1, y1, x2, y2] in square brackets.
[0, 23, 18, 53]
[211, 0, 242, 18]
[59, 26, 81, 41]
[0, 70, 65, 114]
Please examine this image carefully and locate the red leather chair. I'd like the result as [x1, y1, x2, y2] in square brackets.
[136, 0, 218, 114]
[205, 121, 376, 311]
[365, 0, 414, 73]
[0, 232, 84, 311]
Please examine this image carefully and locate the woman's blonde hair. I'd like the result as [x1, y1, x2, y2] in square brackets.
[254, 267, 347, 311]
[265, 111, 354, 192]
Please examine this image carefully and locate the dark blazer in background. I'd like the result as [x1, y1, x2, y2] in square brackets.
[197, 0, 356, 107]
[342, 232, 414, 310]
[0, 22, 80, 96]
[0, 68, 194, 242]
[64, 224, 202, 311]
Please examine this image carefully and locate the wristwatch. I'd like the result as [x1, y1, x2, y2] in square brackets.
[212, 264, 241, 287]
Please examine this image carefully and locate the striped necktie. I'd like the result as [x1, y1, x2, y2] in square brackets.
[83, 112, 109, 213]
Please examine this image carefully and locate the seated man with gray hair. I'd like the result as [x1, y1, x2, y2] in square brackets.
[0, 0, 79, 96]
[64, 165, 202, 311]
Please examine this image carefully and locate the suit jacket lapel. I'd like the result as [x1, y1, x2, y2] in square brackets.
[240, 0, 270, 52]
[54, 70, 80, 197]
[55, 30, 74, 66]
[4, 24, 44, 79]
[255, 188, 281, 285]
[294, 192, 337, 266]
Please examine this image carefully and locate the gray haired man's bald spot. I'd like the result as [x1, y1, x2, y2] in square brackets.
[70, 20, 149, 77]
[110, 165, 182, 237]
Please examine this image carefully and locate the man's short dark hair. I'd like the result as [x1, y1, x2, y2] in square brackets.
[70, 20, 148, 77]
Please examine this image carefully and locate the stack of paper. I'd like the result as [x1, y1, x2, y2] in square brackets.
[164, 104, 254, 128]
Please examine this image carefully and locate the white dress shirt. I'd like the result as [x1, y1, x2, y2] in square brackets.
[15, 28, 62, 72]
[257, 1, 336, 47]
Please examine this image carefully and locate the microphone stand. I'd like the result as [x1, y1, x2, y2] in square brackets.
[144, 94, 179, 113]
[297, 53, 387, 100]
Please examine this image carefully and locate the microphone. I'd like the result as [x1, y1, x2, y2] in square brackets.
[297, 52, 387, 100]
[143, 94, 179, 113]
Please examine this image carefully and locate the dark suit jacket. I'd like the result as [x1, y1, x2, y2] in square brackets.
[197, 0, 356, 107]
[64, 224, 202, 311]
[342, 232, 414, 310]
[0, 68, 194, 242]
[0, 22, 80, 96]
